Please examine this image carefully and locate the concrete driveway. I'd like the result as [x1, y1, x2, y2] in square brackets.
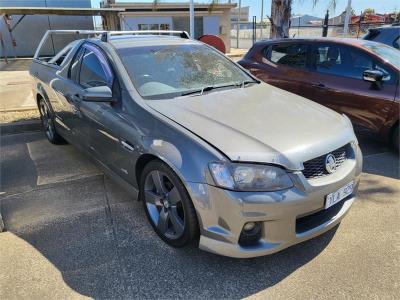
[0, 131, 399, 299]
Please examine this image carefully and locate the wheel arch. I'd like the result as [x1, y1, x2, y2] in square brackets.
[135, 152, 203, 240]
[134, 151, 191, 190]
[35, 84, 50, 107]
[135, 153, 160, 189]
[36, 92, 43, 103]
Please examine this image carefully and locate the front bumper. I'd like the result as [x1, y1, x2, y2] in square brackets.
[187, 145, 363, 258]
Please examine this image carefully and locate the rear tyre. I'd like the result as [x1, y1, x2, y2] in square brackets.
[392, 125, 399, 152]
[38, 98, 65, 145]
[140, 160, 199, 247]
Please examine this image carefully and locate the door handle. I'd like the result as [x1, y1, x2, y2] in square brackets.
[121, 140, 135, 152]
[312, 83, 326, 89]
[71, 106, 81, 116]
[65, 92, 82, 101]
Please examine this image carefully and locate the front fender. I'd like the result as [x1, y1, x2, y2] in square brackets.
[140, 135, 216, 185]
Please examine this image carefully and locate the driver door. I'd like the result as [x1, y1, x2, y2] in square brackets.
[306, 43, 397, 134]
[75, 43, 139, 183]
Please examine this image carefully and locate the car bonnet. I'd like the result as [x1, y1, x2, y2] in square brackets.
[145, 83, 356, 170]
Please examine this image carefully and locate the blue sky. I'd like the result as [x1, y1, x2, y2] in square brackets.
[92, 1, 400, 20]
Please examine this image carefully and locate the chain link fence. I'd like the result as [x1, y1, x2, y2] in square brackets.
[231, 21, 398, 49]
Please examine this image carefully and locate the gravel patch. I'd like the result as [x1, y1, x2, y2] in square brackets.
[0, 109, 40, 124]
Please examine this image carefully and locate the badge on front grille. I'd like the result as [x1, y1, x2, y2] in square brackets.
[325, 154, 337, 173]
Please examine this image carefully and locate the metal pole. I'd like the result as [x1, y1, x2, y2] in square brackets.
[0, 31, 8, 63]
[252, 16, 257, 44]
[322, 10, 329, 37]
[236, 0, 241, 48]
[298, 16, 300, 37]
[260, 0, 264, 39]
[343, 0, 352, 36]
[189, 0, 194, 38]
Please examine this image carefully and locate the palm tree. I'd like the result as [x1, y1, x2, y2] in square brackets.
[269, 0, 337, 38]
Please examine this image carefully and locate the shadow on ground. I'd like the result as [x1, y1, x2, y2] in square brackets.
[357, 135, 399, 180]
[0, 132, 338, 299]
[1, 131, 398, 299]
[2, 177, 337, 299]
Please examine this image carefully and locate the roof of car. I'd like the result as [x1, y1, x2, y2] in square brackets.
[105, 35, 200, 49]
[254, 37, 387, 48]
[372, 25, 400, 30]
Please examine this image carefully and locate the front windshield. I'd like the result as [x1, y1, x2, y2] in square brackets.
[117, 43, 253, 99]
[363, 42, 400, 69]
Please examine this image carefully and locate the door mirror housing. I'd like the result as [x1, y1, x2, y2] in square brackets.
[363, 69, 384, 82]
[82, 86, 115, 102]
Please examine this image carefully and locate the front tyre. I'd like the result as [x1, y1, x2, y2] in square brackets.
[38, 98, 65, 144]
[140, 160, 199, 247]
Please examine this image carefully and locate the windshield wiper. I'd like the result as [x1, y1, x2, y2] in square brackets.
[179, 80, 260, 97]
[238, 79, 260, 88]
[180, 85, 215, 97]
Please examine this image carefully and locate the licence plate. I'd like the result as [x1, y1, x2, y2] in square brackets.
[325, 181, 354, 209]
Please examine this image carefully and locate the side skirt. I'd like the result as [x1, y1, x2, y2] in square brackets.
[57, 129, 139, 200]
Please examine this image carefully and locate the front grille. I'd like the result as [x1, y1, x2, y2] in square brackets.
[296, 198, 348, 234]
[302, 144, 349, 179]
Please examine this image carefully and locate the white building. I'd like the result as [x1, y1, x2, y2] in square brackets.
[102, 2, 236, 52]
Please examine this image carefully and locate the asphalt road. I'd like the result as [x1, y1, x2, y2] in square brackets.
[0, 131, 399, 299]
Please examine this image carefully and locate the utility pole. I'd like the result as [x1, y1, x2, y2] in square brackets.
[322, 10, 329, 37]
[343, 0, 352, 36]
[236, 0, 241, 48]
[189, 0, 194, 38]
[260, 0, 264, 39]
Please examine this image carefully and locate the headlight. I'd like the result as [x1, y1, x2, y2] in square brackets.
[209, 162, 293, 192]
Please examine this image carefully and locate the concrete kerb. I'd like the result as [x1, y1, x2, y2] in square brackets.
[0, 120, 42, 135]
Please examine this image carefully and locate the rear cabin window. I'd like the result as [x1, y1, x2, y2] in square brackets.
[48, 44, 74, 66]
[269, 43, 307, 68]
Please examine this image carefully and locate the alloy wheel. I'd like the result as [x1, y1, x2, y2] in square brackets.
[144, 170, 185, 240]
[39, 100, 54, 140]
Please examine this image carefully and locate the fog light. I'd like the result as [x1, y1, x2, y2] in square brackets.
[243, 222, 256, 231]
[239, 222, 262, 247]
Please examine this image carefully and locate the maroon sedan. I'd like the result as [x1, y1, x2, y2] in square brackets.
[238, 38, 399, 150]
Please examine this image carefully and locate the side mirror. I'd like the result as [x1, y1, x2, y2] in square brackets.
[82, 86, 115, 102]
[363, 69, 384, 82]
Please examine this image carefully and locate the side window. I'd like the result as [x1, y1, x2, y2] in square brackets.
[79, 49, 109, 88]
[261, 46, 270, 59]
[315, 44, 344, 76]
[269, 43, 307, 68]
[317, 45, 375, 80]
[393, 36, 400, 49]
[69, 47, 85, 82]
[314, 44, 393, 82]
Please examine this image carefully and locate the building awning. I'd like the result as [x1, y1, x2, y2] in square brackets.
[105, 2, 236, 11]
[0, 7, 125, 16]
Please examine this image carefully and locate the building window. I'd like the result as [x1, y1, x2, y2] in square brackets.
[138, 24, 149, 30]
[160, 24, 170, 30]
[150, 24, 159, 30]
[138, 24, 170, 31]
